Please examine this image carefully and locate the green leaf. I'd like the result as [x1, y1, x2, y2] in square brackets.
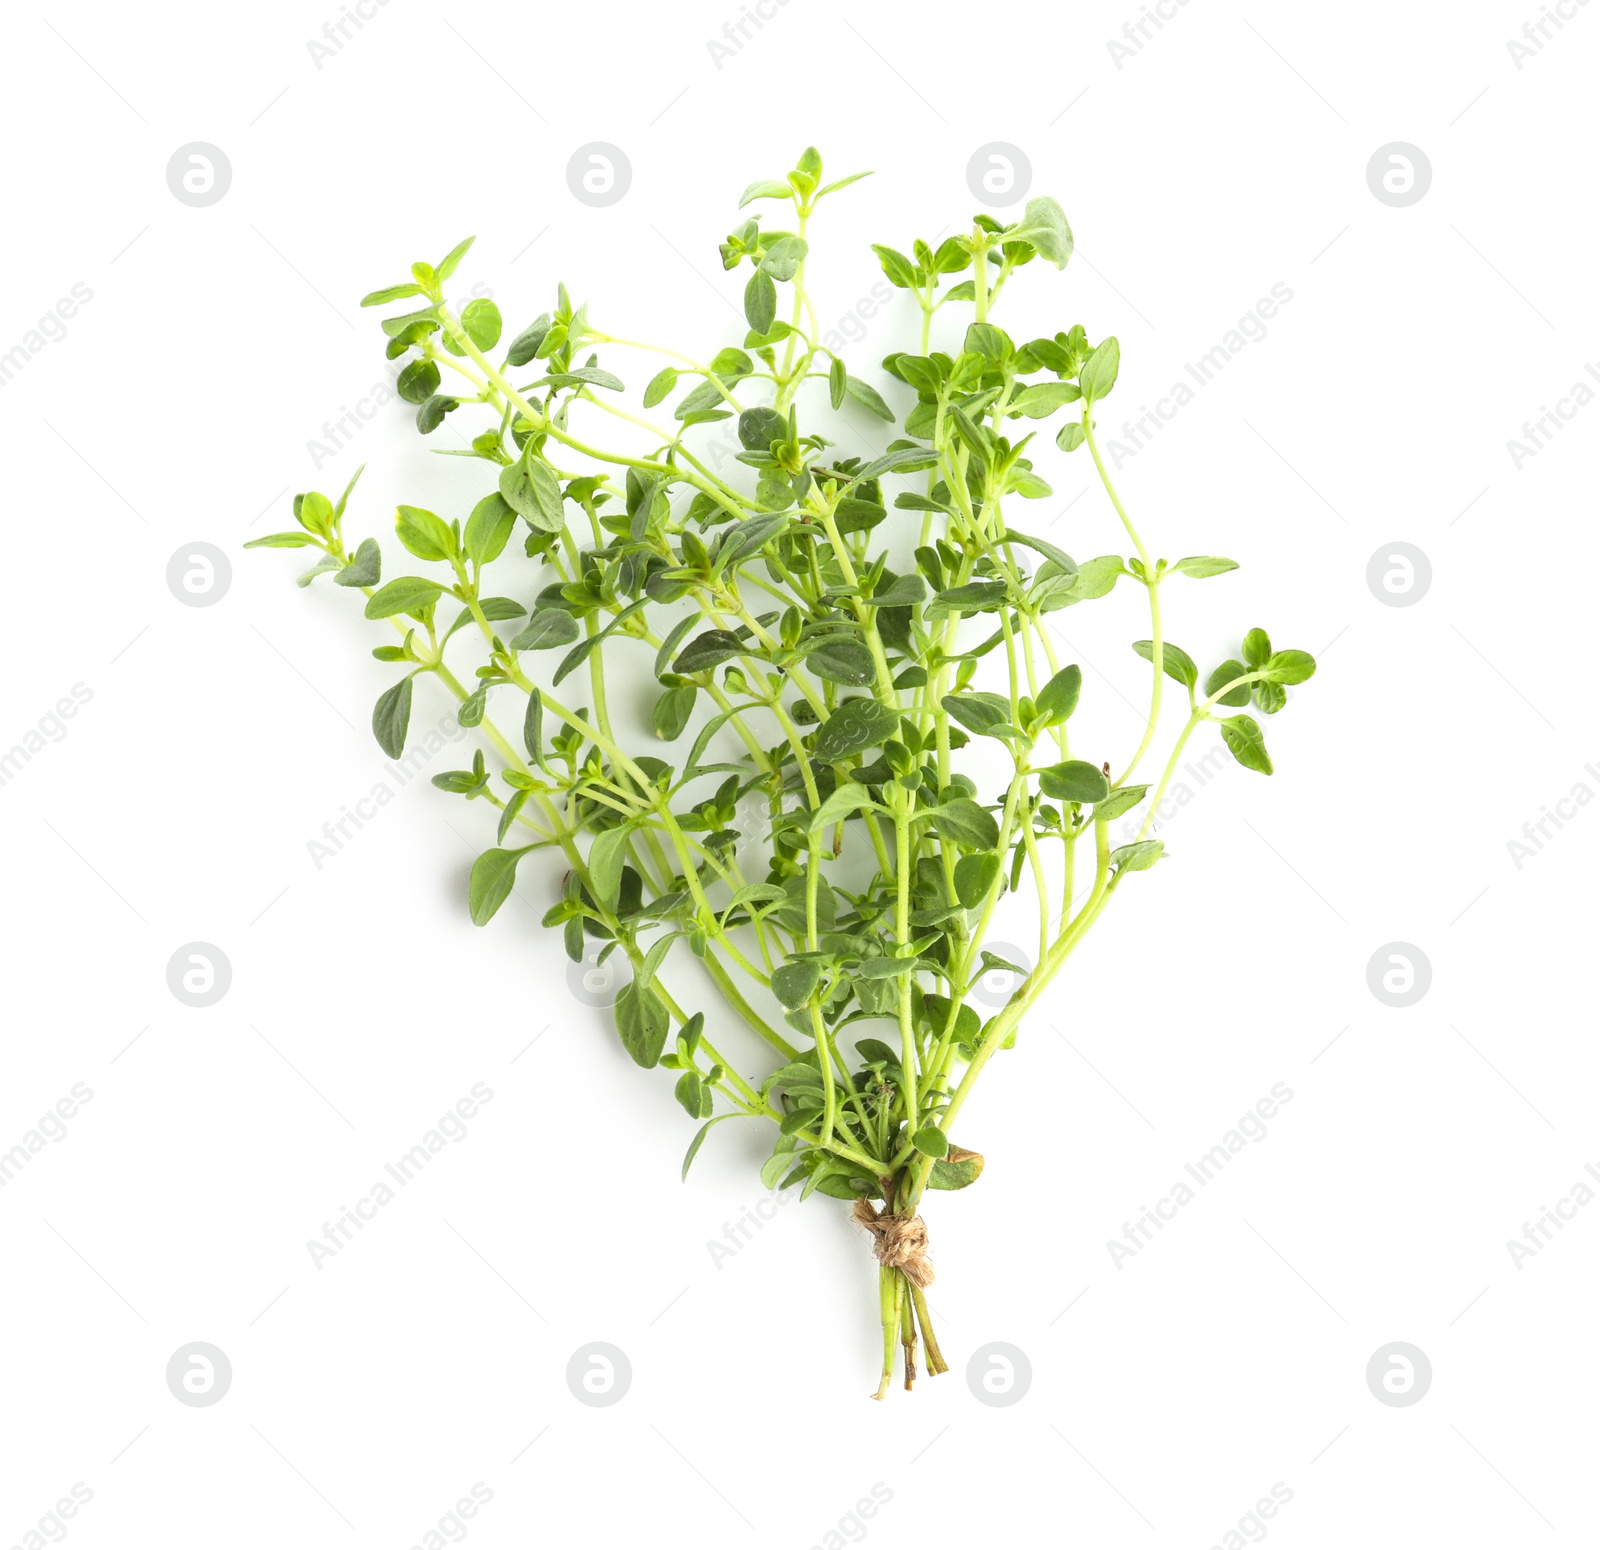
[853, 446, 938, 481]
[371, 677, 413, 758]
[964, 322, 1011, 364]
[1219, 714, 1273, 775]
[758, 235, 807, 280]
[738, 406, 788, 451]
[1260, 649, 1316, 686]
[1078, 337, 1120, 402]
[511, 610, 581, 650]
[435, 236, 474, 282]
[856, 956, 917, 980]
[244, 532, 317, 549]
[1005, 196, 1074, 267]
[549, 366, 625, 392]
[929, 1148, 985, 1189]
[500, 454, 565, 533]
[395, 504, 456, 563]
[1132, 639, 1198, 692]
[674, 1072, 713, 1121]
[802, 637, 876, 687]
[829, 357, 846, 410]
[587, 826, 630, 910]
[297, 555, 342, 587]
[954, 851, 1001, 909]
[771, 959, 822, 1010]
[396, 358, 441, 404]
[1035, 663, 1082, 725]
[843, 376, 894, 420]
[870, 244, 917, 288]
[1038, 760, 1110, 803]
[523, 689, 544, 764]
[469, 846, 525, 925]
[871, 573, 926, 607]
[1169, 555, 1239, 579]
[653, 614, 703, 680]
[1094, 784, 1148, 822]
[416, 394, 459, 434]
[643, 367, 678, 407]
[653, 685, 695, 741]
[1242, 628, 1272, 668]
[364, 576, 444, 619]
[1255, 681, 1287, 716]
[1007, 381, 1081, 418]
[744, 271, 777, 334]
[614, 981, 669, 1068]
[361, 282, 425, 307]
[334, 537, 381, 587]
[674, 628, 747, 675]
[941, 691, 1012, 735]
[459, 297, 502, 351]
[931, 580, 1008, 615]
[912, 1124, 949, 1158]
[809, 781, 883, 833]
[682, 1114, 737, 1180]
[922, 798, 999, 850]
[817, 169, 872, 198]
[813, 699, 901, 763]
[506, 314, 551, 367]
[1205, 660, 1252, 707]
[462, 493, 516, 565]
[1056, 421, 1086, 453]
[1111, 839, 1164, 873]
[738, 178, 793, 207]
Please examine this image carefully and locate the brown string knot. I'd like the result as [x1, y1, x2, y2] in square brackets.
[852, 1199, 935, 1288]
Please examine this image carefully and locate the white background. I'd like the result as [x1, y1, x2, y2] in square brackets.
[2, 1, 1597, 1546]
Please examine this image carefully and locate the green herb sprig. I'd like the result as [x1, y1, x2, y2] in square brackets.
[252, 146, 1318, 1398]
